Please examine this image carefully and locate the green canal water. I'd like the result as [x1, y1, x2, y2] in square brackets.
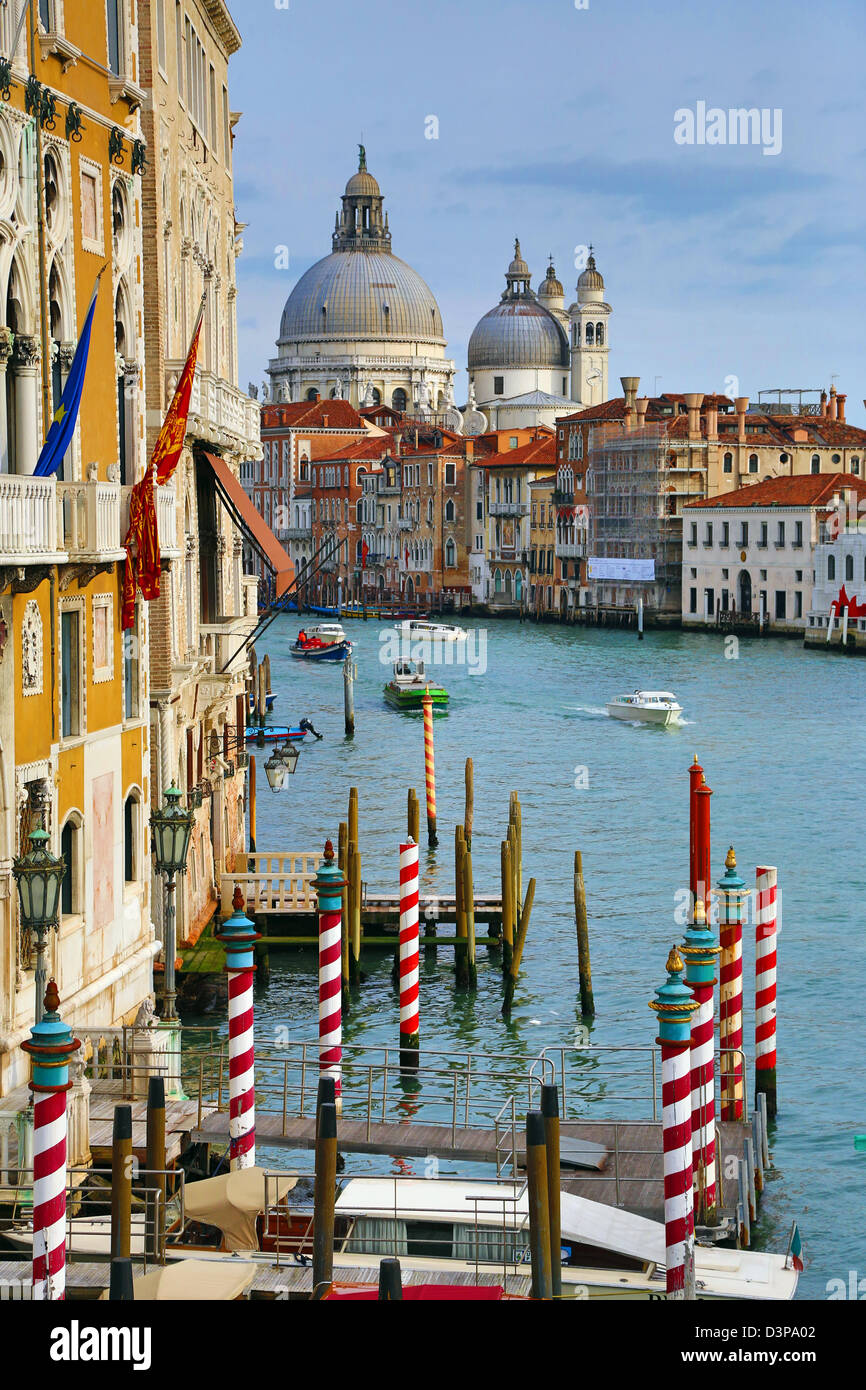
[195, 613, 866, 1298]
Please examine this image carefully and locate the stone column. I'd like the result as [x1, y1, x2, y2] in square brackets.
[0, 327, 13, 472]
[11, 335, 41, 475]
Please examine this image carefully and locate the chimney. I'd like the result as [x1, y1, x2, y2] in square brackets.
[322, 413, 329, 427]
[621, 376, 639, 430]
[704, 396, 718, 441]
[828, 385, 837, 420]
[837, 393, 847, 423]
[684, 392, 704, 440]
[636, 397, 649, 427]
[820, 390, 828, 417]
[735, 396, 749, 441]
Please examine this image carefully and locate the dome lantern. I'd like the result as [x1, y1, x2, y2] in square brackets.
[577, 245, 605, 302]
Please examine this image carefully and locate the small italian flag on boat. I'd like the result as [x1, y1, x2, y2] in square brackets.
[787, 1222, 804, 1271]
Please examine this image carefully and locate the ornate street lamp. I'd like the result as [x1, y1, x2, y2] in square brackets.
[263, 751, 287, 792]
[150, 784, 194, 1022]
[13, 809, 66, 1024]
[276, 741, 301, 775]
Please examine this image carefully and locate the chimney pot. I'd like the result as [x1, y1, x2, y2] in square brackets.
[837, 393, 847, 422]
[827, 389, 837, 421]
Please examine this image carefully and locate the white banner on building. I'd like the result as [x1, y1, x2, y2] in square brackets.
[585, 558, 656, 581]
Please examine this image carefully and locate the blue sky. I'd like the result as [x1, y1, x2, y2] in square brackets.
[229, 0, 866, 423]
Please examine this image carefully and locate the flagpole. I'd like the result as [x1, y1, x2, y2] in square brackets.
[28, 0, 53, 446]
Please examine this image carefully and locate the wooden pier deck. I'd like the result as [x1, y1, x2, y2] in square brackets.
[0, 1258, 531, 1301]
[189, 1113, 750, 1224]
[88, 1082, 213, 1165]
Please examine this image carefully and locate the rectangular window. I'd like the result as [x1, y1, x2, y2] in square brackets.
[721, 521, 729, 547]
[776, 521, 785, 547]
[721, 588, 729, 611]
[704, 522, 713, 547]
[176, 3, 184, 99]
[223, 87, 231, 163]
[740, 522, 749, 547]
[124, 625, 140, 719]
[775, 590, 786, 620]
[704, 588, 714, 616]
[689, 522, 697, 547]
[156, 0, 167, 70]
[427, 462, 434, 485]
[92, 595, 113, 683]
[106, 0, 122, 75]
[39, 0, 52, 28]
[493, 376, 504, 395]
[758, 522, 767, 547]
[445, 463, 456, 485]
[793, 520, 803, 548]
[61, 609, 81, 738]
[794, 591, 802, 619]
[689, 587, 697, 613]
[210, 66, 217, 149]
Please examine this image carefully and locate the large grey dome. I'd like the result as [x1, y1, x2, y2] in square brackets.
[468, 297, 569, 370]
[278, 250, 444, 345]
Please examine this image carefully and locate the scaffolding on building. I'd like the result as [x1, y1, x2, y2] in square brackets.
[586, 423, 683, 616]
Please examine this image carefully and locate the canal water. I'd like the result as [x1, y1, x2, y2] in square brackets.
[196, 613, 865, 1297]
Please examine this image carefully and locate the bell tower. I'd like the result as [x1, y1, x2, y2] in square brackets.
[568, 247, 611, 407]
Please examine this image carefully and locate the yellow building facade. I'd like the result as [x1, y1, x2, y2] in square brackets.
[0, 1, 156, 1093]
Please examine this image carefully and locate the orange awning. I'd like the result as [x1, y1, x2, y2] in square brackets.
[203, 452, 294, 598]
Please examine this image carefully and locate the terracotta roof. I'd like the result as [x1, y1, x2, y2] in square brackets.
[684, 473, 866, 509]
[557, 397, 866, 447]
[261, 400, 366, 430]
[313, 435, 396, 464]
[471, 436, 557, 470]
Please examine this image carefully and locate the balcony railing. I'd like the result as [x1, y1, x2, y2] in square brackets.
[0, 474, 63, 562]
[57, 481, 125, 560]
[556, 541, 586, 560]
[166, 362, 260, 450]
[397, 516, 414, 530]
[489, 500, 529, 517]
[120, 483, 182, 560]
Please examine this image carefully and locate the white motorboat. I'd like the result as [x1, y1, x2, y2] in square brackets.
[298, 621, 348, 644]
[397, 619, 467, 643]
[161, 1175, 799, 1301]
[606, 690, 683, 727]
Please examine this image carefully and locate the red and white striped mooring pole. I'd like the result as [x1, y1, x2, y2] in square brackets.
[215, 886, 261, 1169]
[399, 839, 420, 1069]
[422, 688, 438, 847]
[717, 847, 746, 1121]
[312, 841, 346, 1112]
[22, 981, 80, 1300]
[651, 948, 698, 1299]
[755, 866, 778, 1118]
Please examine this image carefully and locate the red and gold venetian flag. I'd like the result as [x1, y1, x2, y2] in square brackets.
[154, 297, 205, 485]
[121, 298, 206, 629]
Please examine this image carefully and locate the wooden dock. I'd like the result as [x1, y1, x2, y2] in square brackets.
[0, 1258, 531, 1301]
[88, 1082, 212, 1165]
[189, 1112, 750, 1224]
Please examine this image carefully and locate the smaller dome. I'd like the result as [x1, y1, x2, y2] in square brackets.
[344, 169, 381, 198]
[538, 259, 564, 298]
[578, 248, 604, 291]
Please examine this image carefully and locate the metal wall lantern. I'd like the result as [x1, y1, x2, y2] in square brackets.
[277, 741, 301, 775]
[264, 752, 287, 792]
[13, 816, 65, 935]
[150, 784, 194, 877]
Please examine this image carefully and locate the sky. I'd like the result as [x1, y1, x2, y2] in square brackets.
[228, 0, 866, 424]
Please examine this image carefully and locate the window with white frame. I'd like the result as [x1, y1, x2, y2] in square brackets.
[156, 0, 167, 71]
[79, 158, 104, 256]
[60, 601, 84, 739]
[92, 594, 113, 683]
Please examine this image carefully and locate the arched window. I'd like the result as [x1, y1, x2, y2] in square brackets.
[306, 387, 319, 401]
[852, 457, 861, 475]
[494, 568, 502, 594]
[392, 388, 407, 412]
[723, 452, 733, 474]
[343, 466, 349, 487]
[445, 538, 456, 568]
[585, 322, 594, 346]
[60, 815, 83, 915]
[748, 453, 758, 473]
[300, 456, 309, 481]
[445, 499, 455, 522]
[370, 387, 381, 405]
[811, 454, 820, 474]
[845, 554, 854, 581]
[124, 791, 141, 883]
[573, 322, 580, 347]
[827, 554, 835, 580]
[596, 323, 604, 346]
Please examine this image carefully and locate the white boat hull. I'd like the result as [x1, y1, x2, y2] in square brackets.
[606, 702, 681, 727]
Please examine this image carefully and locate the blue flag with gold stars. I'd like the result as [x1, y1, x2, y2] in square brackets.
[34, 274, 102, 478]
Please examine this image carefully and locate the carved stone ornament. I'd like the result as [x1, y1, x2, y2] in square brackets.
[22, 599, 43, 696]
[12, 335, 41, 369]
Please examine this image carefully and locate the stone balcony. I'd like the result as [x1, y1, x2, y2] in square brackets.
[557, 540, 587, 560]
[0, 474, 64, 563]
[489, 500, 530, 517]
[397, 516, 414, 530]
[166, 362, 260, 457]
[0, 474, 184, 568]
[57, 481, 126, 562]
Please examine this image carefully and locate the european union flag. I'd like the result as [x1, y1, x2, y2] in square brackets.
[34, 274, 102, 478]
